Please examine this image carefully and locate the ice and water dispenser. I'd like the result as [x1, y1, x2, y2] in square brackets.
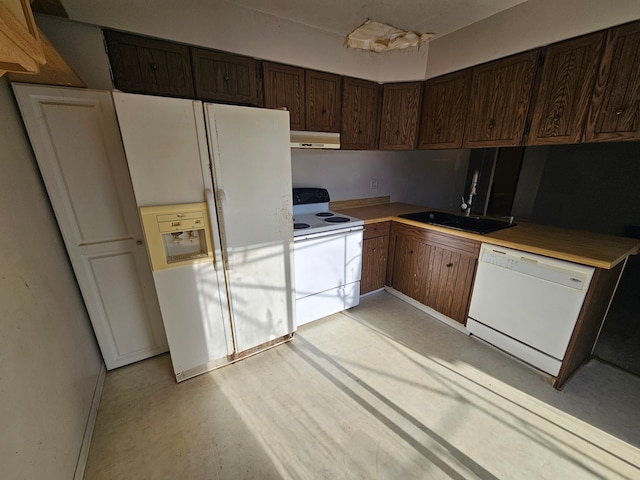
[140, 203, 214, 271]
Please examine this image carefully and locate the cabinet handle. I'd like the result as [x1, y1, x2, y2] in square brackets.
[150, 63, 158, 71]
[446, 262, 453, 268]
[616, 110, 623, 115]
[136, 240, 143, 245]
[224, 75, 230, 82]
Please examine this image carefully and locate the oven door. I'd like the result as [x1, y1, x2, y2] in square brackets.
[293, 226, 363, 325]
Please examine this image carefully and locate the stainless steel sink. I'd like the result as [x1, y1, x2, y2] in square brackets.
[398, 211, 516, 235]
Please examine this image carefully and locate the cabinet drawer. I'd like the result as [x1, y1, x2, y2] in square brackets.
[363, 221, 390, 240]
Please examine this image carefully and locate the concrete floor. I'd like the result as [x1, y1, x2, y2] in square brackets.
[83, 292, 640, 479]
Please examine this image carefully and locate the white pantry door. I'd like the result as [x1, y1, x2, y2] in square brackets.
[12, 84, 168, 369]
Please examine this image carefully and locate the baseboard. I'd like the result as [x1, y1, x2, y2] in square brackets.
[384, 287, 470, 335]
[73, 362, 106, 480]
[361, 287, 385, 298]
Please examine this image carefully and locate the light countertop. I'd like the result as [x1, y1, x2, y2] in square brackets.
[335, 203, 640, 269]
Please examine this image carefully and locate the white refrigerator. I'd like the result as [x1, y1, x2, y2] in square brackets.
[112, 93, 296, 381]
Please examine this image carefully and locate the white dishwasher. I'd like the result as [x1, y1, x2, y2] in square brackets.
[467, 244, 595, 376]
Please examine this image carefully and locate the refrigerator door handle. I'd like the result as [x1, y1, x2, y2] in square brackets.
[212, 188, 232, 271]
[204, 188, 225, 271]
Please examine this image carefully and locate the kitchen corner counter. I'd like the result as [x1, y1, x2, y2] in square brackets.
[334, 202, 428, 222]
[336, 202, 640, 269]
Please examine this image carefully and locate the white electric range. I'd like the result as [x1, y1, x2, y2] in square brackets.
[292, 188, 364, 326]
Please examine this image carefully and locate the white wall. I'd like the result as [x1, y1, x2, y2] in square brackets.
[426, 0, 640, 77]
[0, 78, 104, 479]
[55, 0, 429, 83]
[36, 15, 113, 90]
[292, 149, 470, 211]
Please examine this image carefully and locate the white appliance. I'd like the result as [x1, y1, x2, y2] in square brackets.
[112, 92, 296, 382]
[467, 243, 595, 376]
[292, 188, 364, 326]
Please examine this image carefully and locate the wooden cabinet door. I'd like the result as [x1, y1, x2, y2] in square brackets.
[463, 51, 539, 148]
[388, 222, 479, 323]
[305, 70, 342, 132]
[341, 77, 382, 149]
[527, 32, 606, 145]
[104, 30, 194, 98]
[424, 246, 477, 324]
[390, 234, 430, 303]
[361, 236, 388, 294]
[263, 61, 305, 130]
[191, 48, 260, 106]
[379, 82, 423, 150]
[584, 21, 640, 142]
[418, 70, 471, 149]
[0, 0, 45, 75]
[360, 221, 390, 294]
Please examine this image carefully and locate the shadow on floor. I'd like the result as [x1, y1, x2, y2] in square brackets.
[347, 292, 640, 450]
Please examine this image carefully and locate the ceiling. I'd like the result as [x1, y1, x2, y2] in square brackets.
[33, 0, 529, 42]
[225, 0, 528, 40]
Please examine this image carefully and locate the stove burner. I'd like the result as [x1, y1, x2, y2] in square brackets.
[316, 212, 334, 217]
[324, 217, 350, 223]
[294, 223, 311, 230]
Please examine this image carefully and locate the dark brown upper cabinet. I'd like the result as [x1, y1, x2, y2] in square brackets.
[341, 77, 382, 150]
[463, 51, 540, 148]
[526, 32, 606, 145]
[262, 62, 305, 131]
[584, 20, 640, 143]
[104, 30, 194, 98]
[418, 70, 471, 149]
[379, 82, 423, 150]
[191, 48, 261, 106]
[305, 70, 342, 132]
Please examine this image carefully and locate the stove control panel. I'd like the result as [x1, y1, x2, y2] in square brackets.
[293, 187, 330, 205]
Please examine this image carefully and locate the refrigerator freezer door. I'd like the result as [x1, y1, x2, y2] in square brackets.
[112, 92, 211, 208]
[205, 104, 296, 352]
[113, 93, 233, 379]
[153, 263, 233, 381]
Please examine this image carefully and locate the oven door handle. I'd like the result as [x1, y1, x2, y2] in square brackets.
[294, 225, 364, 243]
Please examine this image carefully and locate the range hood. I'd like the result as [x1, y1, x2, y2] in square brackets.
[290, 130, 340, 149]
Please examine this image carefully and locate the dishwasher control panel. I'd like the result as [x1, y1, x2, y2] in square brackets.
[480, 245, 594, 291]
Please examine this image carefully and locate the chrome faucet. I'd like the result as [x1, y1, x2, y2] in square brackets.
[461, 169, 479, 216]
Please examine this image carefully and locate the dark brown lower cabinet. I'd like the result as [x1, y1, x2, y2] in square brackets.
[388, 222, 480, 324]
[360, 221, 390, 294]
